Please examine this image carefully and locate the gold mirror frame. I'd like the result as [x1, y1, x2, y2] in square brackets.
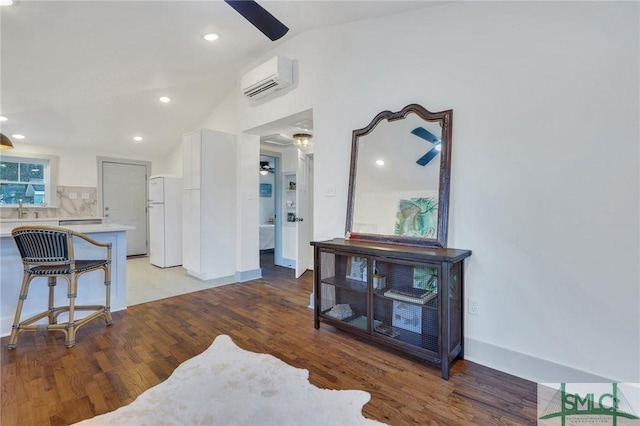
[345, 104, 453, 248]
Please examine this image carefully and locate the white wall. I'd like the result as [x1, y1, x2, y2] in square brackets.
[4, 143, 164, 186]
[160, 143, 183, 177]
[200, 88, 239, 135]
[234, 2, 639, 383]
[236, 132, 260, 276]
[156, 88, 240, 177]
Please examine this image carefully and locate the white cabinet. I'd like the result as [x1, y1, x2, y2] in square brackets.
[182, 189, 201, 273]
[182, 131, 202, 190]
[182, 128, 236, 282]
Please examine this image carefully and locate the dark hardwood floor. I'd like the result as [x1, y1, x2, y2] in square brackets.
[1, 254, 537, 425]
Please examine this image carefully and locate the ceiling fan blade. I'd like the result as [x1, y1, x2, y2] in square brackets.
[411, 127, 440, 144]
[259, 161, 276, 173]
[416, 148, 439, 166]
[225, 0, 289, 41]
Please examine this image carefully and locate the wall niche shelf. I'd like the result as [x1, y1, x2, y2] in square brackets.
[283, 172, 297, 225]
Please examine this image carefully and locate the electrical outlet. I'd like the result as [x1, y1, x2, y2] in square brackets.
[325, 185, 336, 197]
[468, 298, 479, 316]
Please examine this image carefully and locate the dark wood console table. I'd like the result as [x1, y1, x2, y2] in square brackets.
[312, 238, 471, 379]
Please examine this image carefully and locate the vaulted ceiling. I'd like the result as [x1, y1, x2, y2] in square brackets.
[0, 1, 437, 158]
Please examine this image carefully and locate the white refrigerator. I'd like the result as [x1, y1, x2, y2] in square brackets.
[148, 175, 183, 268]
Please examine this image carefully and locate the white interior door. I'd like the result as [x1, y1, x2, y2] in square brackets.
[102, 162, 148, 256]
[295, 150, 310, 278]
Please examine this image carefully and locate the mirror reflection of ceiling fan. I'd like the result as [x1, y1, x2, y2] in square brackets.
[259, 161, 275, 175]
[224, 0, 289, 41]
[411, 127, 442, 166]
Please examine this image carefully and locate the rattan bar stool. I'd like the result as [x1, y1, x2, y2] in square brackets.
[8, 225, 113, 349]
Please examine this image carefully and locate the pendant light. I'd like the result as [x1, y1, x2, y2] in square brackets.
[0, 133, 14, 149]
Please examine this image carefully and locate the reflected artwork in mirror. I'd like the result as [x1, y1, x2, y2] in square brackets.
[346, 104, 453, 248]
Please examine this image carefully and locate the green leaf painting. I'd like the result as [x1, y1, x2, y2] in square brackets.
[394, 197, 438, 238]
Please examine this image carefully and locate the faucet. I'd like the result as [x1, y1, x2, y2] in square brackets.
[18, 199, 27, 219]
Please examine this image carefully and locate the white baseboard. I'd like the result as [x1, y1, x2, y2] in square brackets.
[186, 271, 237, 286]
[280, 258, 296, 269]
[235, 269, 262, 283]
[465, 337, 612, 383]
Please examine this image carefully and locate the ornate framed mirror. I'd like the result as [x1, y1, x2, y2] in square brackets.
[345, 104, 453, 248]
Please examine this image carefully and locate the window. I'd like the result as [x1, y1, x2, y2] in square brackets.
[0, 153, 58, 207]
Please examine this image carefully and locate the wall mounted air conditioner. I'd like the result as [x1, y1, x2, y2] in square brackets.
[241, 56, 293, 100]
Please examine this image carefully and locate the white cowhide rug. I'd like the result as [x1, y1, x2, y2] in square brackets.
[75, 335, 386, 425]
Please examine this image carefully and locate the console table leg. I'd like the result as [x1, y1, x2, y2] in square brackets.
[441, 358, 450, 380]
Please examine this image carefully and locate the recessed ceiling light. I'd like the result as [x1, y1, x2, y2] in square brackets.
[0, 116, 7, 122]
[12, 134, 25, 140]
[159, 96, 170, 103]
[203, 33, 219, 42]
[376, 160, 385, 166]
[0, 0, 14, 6]
[133, 136, 143, 142]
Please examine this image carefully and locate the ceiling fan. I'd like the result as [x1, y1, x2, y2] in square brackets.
[224, 0, 289, 41]
[411, 127, 442, 166]
[259, 161, 275, 175]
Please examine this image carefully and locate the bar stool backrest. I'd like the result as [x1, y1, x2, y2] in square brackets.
[12, 226, 72, 266]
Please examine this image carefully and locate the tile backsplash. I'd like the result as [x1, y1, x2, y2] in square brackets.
[57, 186, 98, 217]
[0, 186, 98, 219]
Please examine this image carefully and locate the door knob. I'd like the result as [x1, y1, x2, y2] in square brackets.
[104, 206, 110, 211]
[105, 214, 109, 217]
[296, 217, 304, 222]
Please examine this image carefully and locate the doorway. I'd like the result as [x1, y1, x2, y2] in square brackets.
[98, 157, 150, 256]
[248, 109, 314, 278]
[258, 153, 280, 269]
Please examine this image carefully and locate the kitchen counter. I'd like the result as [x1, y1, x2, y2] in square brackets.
[0, 217, 104, 234]
[0, 223, 133, 337]
[0, 222, 126, 238]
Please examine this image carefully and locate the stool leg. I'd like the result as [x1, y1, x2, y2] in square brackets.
[65, 273, 78, 348]
[104, 264, 113, 325]
[8, 273, 32, 349]
[47, 276, 57, 324]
